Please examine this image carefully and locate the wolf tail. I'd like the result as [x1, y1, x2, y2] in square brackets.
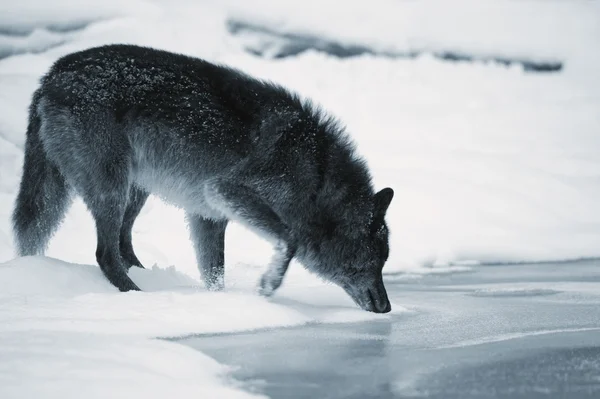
[12, 92, 71, 256]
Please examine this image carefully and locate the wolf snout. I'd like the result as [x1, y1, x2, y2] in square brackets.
[367, 288, 392, 313]
[344, 284, 391, 313]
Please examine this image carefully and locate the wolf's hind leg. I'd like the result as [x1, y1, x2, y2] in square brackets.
[187, 214, 227, 290]
[87, 182, 140, 292]
[66, 152, 139, 291]
[32, 101, 139, 291]
[119, 186, 149, 269]
[204, 179, 295, 296]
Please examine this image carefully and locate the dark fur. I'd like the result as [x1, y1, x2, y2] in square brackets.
[12, 44, 394, 312]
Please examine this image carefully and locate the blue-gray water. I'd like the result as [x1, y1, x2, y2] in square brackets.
[179, 261, 600, 398]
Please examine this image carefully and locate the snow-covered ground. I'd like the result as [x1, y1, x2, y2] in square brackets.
[0, 0, 599, 397]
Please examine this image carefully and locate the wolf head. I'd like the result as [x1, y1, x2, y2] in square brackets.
[297, 187, 394, 313]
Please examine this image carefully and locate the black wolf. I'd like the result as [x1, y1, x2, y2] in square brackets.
[12, 45, 394, 313]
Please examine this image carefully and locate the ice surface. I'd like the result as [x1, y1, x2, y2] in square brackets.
[0, 0, 599, 397]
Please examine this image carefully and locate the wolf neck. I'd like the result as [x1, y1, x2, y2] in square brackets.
[311, 149, 375, 237]
[257, 101, 375, 241]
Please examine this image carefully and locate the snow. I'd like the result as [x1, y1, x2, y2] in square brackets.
[0, 330, 263, 399]
[0, 256, 395, 334]
[0, 0, 157, 33]
[0, 255, 394, 398]
[0, 257, 313, 336]
[0, 0, 599, 397]
[221, 0, 600, 65]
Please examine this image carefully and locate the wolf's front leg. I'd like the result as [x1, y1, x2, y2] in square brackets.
[187, 213, 227, 291]
[204, 179, 295, 296]
[258, 240, 294, 297]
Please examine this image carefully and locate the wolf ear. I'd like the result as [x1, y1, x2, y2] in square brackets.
[373, 187, 394, 217]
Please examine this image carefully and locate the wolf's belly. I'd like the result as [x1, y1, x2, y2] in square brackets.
[132, 164, 225, 220]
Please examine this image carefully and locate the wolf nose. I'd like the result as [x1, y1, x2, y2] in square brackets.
[374, 300, 392, 313]
[368, 289, 391, 313]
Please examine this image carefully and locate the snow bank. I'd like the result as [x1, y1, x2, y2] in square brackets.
[0, 255, 394, 398]
[0, 330, 262, 399]
[0, 256, 392, 336]
[0, 0, 157, 34]
[220, 0, 600, 67]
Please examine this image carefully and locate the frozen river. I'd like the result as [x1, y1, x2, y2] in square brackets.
[180, 261, 600, 398]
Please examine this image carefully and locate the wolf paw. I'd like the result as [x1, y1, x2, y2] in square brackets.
[258, 274, 281, 297]
[206, 278, 225, 292]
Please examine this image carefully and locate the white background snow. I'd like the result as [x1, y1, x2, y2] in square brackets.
[0, 0, 599, 397]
